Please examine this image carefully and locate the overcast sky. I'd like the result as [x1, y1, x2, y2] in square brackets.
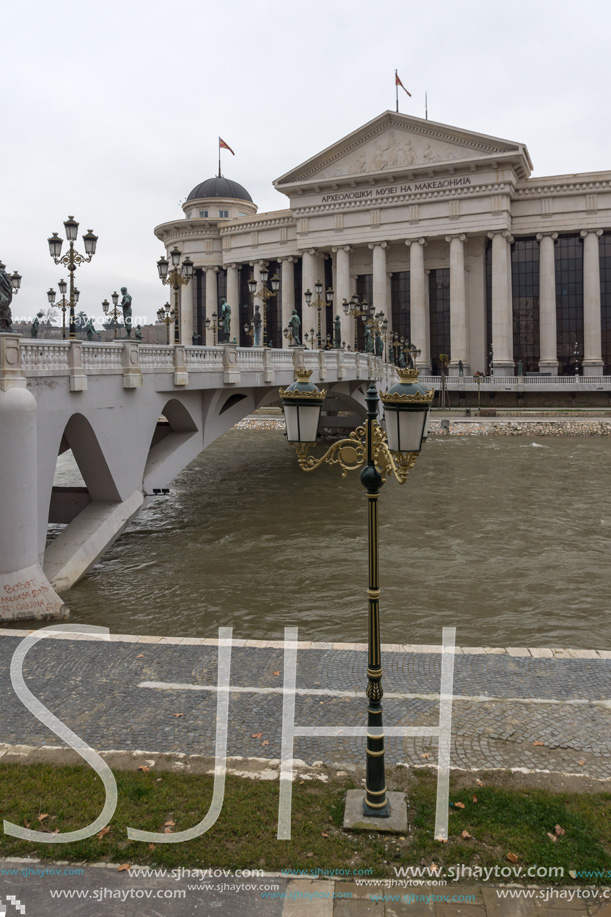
[3, 0, 609, 325]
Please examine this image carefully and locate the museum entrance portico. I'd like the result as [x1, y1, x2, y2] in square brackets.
[154, 109, 611, 378]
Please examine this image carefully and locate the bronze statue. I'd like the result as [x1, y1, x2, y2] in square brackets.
[364, 325, 373, 354]
[135, 325, 143, 341]
[0, 268, 13, 333]
[253, 304, 262, 346]
[334, 315, 341, 349]
[288, 308, 301, 346]
[120, 287, 133, 337]
[375, 331, 383, 357]
[84, 318, 100, 341]
[31, 312, 43, 339]
[220, 298, 231, 342]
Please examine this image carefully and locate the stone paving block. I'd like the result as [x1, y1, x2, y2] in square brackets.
[334, 899, 383, 915]
[461, 648, 488, 655]
[434, 904, 487, 916]
[158, 636, 183, 644]
[529, 648, 554, 658]
[597, 651, 611, 659]
[283, 879, 334, 916]
[552, 649, 573, 658]
[507, 648, 531, 657]
[570, 650, 600, 658]
[481, 886, 545, 914]
[419, 645, 443, 653]
[136, 635, 164, 644]
[384, 898, 436, 916]
[485, 648, 507, 655]
[178, 637, 205, 645]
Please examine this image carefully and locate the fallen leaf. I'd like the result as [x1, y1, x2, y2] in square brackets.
[23, 820, 30, 828]
[569, 869, 577, 879]
[164, 820, 175, 827]
[148, 844, 156, 852]
[420, 753, 430, 759]
[321, 832, 329, 838]
[273, 671, 280, 677]
[547, 832, 557, 843]
[472, 796, 478, 803]
[37, 814, 49, 822]
[118, 864, 131, 872]
[97, 827, 110, 839]
[136, 654, 144, 659]
[461, 830, 472, 839]
[506, 853, 519, 863]
[454, 802, 466, 809]
[164, 827, 173, 834]
[430, 862, 440, 872]
[51, 829, 60, 835]
[555, 824, 565, 836]
[138, 766, 150, 773]
[173, 713, 184, 718]
[578, 760, 586, 766]
[306, 853, 313, 858]
[533, 741, 544, 746]
[261, 740, 269, 746]
[251, 733, 263, 739]
[476, 779, 483, 786]
[299, 781, 304, 785]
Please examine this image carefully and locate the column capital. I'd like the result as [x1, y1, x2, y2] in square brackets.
[405, 238, 426, 247]
[331, 245, 351, 253]
[445, 233, 467, 243]
[368, 241, 388, 250]
[278, 255, 297, 263]
[536, 232, 558, 242]
[303, 248, 317, 256]
[227, 262, 239, 270]
[580, 229, 604, 238]
[487, 230, 514, 243]
[206, 265, 220, 273]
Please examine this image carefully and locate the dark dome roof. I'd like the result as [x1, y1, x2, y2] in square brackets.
[186, 176, 253, 203]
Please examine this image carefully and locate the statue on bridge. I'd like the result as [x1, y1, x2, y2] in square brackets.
[31, 312, 43, 339]
[375, 331, 383, 358]
[0, 266, 13, 333]
[219, 298, 231, 343]
[84, 318, 101, 341]
[364, 325, 373, 354]
[253, 304, 262, 346]
[288, 308, 301, 346]
[135, 325, 143, 341]
[120, 287, 133, 337]
[334, 315, 341, 349]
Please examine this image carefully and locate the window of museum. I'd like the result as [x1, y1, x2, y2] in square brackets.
[555, 235, 584, 375]
[391, 271, 411, 344]
[199, 210, 208, 218]
[600, 234, 611, 374]
[429, 269, 450, 375]
[219, 210, 229, 218]
[511, 238, 540, 373]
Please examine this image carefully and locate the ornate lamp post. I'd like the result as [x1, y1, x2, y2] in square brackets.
[343, 294, 373, 352]
[304, 281, 334, 349]
[102, 292, 122, 339]
[573, 341, 580, 378]
[47, 279, 69, 339]
[47, 217, 97, 340]
[248, 266, 279, 346]
[156, 302, 175, 345]
[280, 367, 434, 819]
[304, 328, 317, 349]
[156, 247, 194, 345]
[205, 312, 219, 345]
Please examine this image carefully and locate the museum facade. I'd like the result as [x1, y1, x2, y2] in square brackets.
[154, 111, 611, 377]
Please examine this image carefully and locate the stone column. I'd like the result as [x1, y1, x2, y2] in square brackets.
[317, 252, 328, 343]
[226, 263, 240, 345]
[333, 245, 352, 347]
[280, 257, 295, 347]
[301, 249, 317, 344]
[581, 229, 604, 375]
[205, 266, 218, 346]
[407, 238, 430, 372]
[369, 242, 389, 320]
[487, 231, 514, 375]
[446, 234, 469, 375]
[180, 276, 194, 345]
[536, 233, 559, 375]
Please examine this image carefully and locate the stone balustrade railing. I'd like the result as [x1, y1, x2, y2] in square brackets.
[4, 337, 387, 393]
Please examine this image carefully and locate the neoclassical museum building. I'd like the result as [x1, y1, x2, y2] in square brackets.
[154, 110, 611, 378]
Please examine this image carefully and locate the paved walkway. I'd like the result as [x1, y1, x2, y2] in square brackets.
[0, 629, 610, 781]
[0, 861, 608, 915]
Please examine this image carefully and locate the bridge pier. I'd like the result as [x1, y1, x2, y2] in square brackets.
[0, 336, 67, 622]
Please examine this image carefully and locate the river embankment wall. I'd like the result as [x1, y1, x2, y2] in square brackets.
[237, 416, 611, 436]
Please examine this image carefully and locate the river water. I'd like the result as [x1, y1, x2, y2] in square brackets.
[52, 431, 611, 649]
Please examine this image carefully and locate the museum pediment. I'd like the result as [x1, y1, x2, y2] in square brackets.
[274, 111, 532, 192]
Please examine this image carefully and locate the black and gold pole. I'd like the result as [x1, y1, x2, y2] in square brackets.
[48, 217, 98, 341]
[280, 367, 434, 821]
[361, 381, 388, 815]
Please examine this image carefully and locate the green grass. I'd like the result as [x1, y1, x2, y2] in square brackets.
[0, 764, 610, 884]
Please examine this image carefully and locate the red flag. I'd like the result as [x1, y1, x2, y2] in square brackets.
[219, 137, 235, 155]
[395, 73, 412, 97]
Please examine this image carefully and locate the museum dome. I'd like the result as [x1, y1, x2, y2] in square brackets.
[186, 176, 253, 203]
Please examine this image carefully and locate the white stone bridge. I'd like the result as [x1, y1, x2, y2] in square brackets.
[0, 335, 388, 622]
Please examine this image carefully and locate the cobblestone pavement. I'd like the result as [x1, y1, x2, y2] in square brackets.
[0, 630, 610, 781]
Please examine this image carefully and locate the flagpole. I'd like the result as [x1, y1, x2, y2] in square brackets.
[395, 70, 399, 113]
[425, 91, 428, 121]
[218, 137, 221, 178]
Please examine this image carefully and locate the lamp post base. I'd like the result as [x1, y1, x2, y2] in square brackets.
[343, 790, 408, 834]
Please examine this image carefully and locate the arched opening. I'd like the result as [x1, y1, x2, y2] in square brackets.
[143, 399, 199, 490]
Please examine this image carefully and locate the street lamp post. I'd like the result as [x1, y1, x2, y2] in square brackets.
[156, 247, 194, 345]
[102, 292, 122, 339]
[343, 294, 373, 352]
[47, 279, 69, 339]
[305, 281, 334, 349]
[156, 303, 176, 345]
[0, 262, 22, 333]
[280, 367, 434, 819]
[47, 216, 97, 340]
[573, 341, 580, 378]
[304, 328, 317, 349]
[205, 312, 219, 345]
[248, 266, 280, 346]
